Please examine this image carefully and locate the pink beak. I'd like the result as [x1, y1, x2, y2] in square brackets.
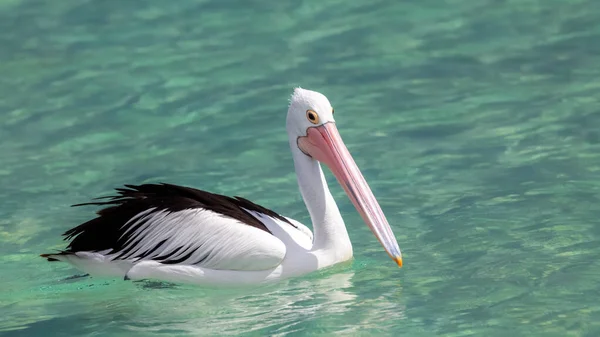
[298, 122, 403, 267]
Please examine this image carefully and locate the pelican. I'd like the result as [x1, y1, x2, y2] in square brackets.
[41, 88, 403, 286]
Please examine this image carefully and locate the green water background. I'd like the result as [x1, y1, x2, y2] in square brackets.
[1, 0, 600, 336]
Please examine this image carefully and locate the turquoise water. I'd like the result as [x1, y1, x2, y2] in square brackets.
[2, 0, 600, 335]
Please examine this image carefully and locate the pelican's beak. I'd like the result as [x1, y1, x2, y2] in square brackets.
[297, 122, 403, 267]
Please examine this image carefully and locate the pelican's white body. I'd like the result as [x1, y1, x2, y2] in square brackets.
[56, 205, 352, 285]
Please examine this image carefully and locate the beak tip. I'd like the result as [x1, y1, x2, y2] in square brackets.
[394, 256, 403, 268]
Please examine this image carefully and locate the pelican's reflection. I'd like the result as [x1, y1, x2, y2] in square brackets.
[13, 266, 406, 336]
[126, 269, 359, 335]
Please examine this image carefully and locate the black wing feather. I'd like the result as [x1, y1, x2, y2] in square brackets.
[51, 183, 294, 257]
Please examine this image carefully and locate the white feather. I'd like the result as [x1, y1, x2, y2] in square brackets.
[105, 208, 287, 271]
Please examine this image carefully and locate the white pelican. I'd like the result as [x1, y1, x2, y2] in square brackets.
[41, 88, 403, 286]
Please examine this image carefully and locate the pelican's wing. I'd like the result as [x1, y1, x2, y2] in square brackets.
[45, 184, 296, 271]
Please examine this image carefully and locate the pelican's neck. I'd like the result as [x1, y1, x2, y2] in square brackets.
[289, 139, 352, 257]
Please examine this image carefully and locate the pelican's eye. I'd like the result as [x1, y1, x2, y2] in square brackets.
[306, 110, 319, 124]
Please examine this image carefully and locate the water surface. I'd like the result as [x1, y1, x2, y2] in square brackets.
[1, 0, 600, 336]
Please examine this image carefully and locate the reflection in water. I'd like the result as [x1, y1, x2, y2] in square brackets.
[3, 268, 406, 336]
[133, 271, 360, 336]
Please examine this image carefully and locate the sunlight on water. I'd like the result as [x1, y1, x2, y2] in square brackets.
[1, 0, 600, 336]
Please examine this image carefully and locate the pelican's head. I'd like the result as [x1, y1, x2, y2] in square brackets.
[286, 87, 403, 268]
